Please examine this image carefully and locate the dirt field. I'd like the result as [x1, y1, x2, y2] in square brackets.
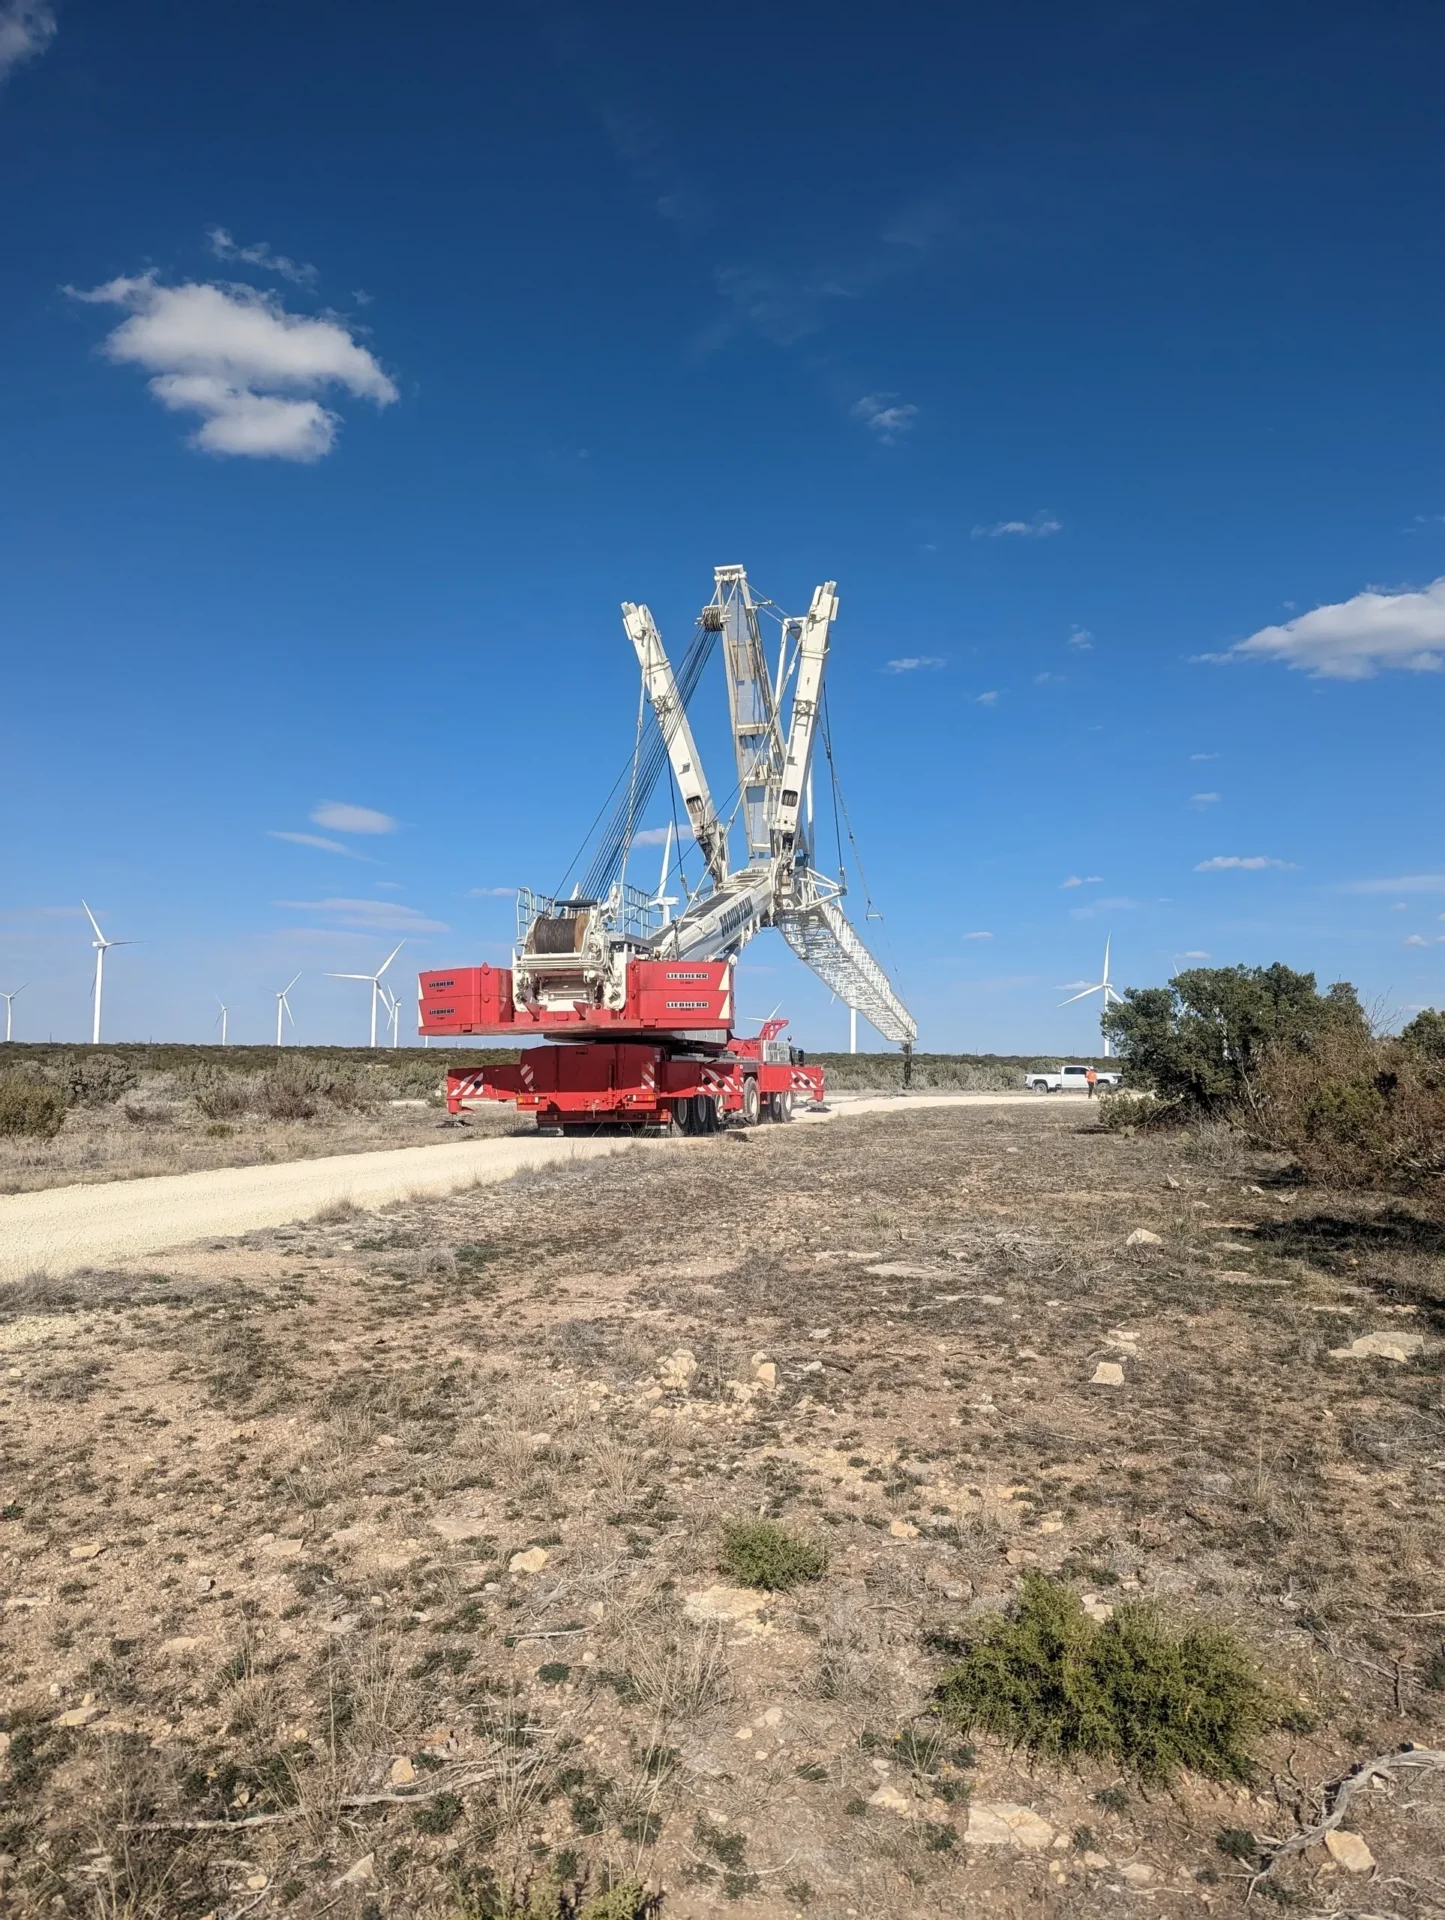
[1, 1099, 1442, 1917]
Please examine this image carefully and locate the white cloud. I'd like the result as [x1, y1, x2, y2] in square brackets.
[1195, 855, 1299, 871]
[267, 830, 364, 858]
[851, 394, 918, 442]
[1033, 671, 1064, 685]
[1191, 792, 1221, 807]
[885, 656, 944, 673]
[67, 274, 396, 461]
[1343, 874, 1445, 894]
[975, 690, 999, 706]
[0, 1, 54, 83]
[1214, 578, 1445, 679]
[1067, 626, 1093, 649]
[971, 512, 1061, 539]
[467, 886, 516, 897]
[274, 898, 449, 934]
[207, 227, 319, 288]
[1060, 875, 1104, 888]
[1190, 752, 1219, 761]
[630, 827, 674, 846]
[1177, 950, 1211, 959]
[1404, 934, 1429, 947]
[963, 930, 993, 940]
[311, 801, 397, 835]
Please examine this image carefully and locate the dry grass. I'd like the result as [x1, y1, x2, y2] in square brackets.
[2, 1101, 1443, 1916]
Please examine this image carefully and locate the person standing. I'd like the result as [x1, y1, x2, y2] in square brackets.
[1086, 1066, 1098, 1098]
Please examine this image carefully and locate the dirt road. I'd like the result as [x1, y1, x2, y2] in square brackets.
[0, 1091, 1029, 1279]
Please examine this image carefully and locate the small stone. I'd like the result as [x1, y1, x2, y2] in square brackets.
[658, 1349, 698, 1391]
[431, 1512, 493, 1543]
[1329, 1333, 1425, 1363]
[1091, 1362, 1126, 1386]
[1120, 1863, 1155, 1885]
[54, 1704, 105, 1728]
[160, 1636, 203, 1655]
[809, 1328, 831, 1340]
[760, 1706, 783, 1727]
[1324, 1829, 1375, 1873]
[261, 1537, 304, 1559]
[245, 1874, 269, 1891]
[734, 1726, 754, 1741]
[965, 1801, 1055, 1850]
[1126, 1229, 1163, 1248]
[1081, 1593, 1115, 1622]
[69, 1542, 105, 1562]
[1164, 1176, 1181, 1190]
[753, 1361, 777, 1389]
[332, 1853, 375, 1888]
[683, 1584, 767, 1627]
[1083, 1850, 1110, 1869]
[389, 1755, 416, 1786]
[867, 1783, 913, 1813]
[1038, 1518, 1064, 1534]
[888, 1519, 919, 1540]
[508, 1547, 550, 1575]
[195, 1576, 215, 1593]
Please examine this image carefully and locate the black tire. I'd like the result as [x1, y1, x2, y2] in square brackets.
[742, 1077, 761, 1127]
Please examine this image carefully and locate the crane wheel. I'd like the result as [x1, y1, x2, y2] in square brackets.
[742, 1078, 761, 1127]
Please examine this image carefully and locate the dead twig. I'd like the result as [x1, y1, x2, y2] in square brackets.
[1250, 1743, 1445, 1894]
[126, 1764, 506, 1831]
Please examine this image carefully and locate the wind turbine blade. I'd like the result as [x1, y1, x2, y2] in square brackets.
[284, 972, 302, 994]
[1102, 934, 1111, 984]
[656, 822, 674, 900]
[81, 900, 105, 942]
[326, 972, 372, 981]
[376, 942, 405, 979]
[1058, 984, 1104, 1007]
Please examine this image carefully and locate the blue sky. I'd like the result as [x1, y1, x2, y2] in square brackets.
[3, 0, 1445, 1053]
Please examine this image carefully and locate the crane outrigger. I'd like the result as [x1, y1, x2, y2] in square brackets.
[420, 564, 915, 1132]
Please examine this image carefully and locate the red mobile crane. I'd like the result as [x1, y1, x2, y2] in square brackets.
[419, 565, 915, 1134]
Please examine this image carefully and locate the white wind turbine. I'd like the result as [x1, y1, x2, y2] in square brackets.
[1, 983, 26, 1044]
[215, 998, 230, 1046]
[327, 942, 404, 1049]
[378, 983, 403, 1049]
[273, 972, 301, 1047]
[82, 902, 137, 1047]
[1058, 935, 1125, 1057]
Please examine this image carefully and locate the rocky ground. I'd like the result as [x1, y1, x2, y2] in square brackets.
[1, 1099, 1442, 1917]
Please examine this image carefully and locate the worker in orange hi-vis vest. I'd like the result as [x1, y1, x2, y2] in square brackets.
[1086, 1066, 1098, 1098]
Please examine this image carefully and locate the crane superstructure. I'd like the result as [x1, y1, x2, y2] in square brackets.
[421, 565, 915, 1131]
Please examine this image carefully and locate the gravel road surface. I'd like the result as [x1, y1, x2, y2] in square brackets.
[0, 1091, 1032, 1280]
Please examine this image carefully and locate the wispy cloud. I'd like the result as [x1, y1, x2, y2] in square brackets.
[1191, 751, 1219, 761]
[972, 512, 1061, 540]
[1033, 671, 1065, 686]
[1190, 792, 1221, 808]
[1195, 855, 1299, 872]
[274, 898, 449, 933]
[1404, 934, 1429, 947]
[851, 393, 919, 443]
[207, 227, 319, 289]
[312, 800, 397, 835]
[1060, 876, 1104, 889]
[1205, 578, 1445, 679]
[630, 826, 673, 847]
[976, 690, 999, 706]
[267, 830, 365, 859]
[1067, 626, 1093, 650]
[1343, 874, 1445, 894]
[1176, 950, 1211, 959]
[67, 274, 396, 461]
[963, 930, 993, 941]
[0, 1, 55, 84]
[467, 886, 516, 898]
[885, 656, 944, 674]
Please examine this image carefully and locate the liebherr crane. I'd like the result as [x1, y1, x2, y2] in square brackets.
[420, 565, 915, 1132]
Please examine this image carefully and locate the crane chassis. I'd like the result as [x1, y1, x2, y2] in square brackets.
[419, 564, 914, 1133]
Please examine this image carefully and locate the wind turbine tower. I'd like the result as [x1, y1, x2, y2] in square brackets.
[215, 999, 230, 1046]
[327, 942, 405, 1049]
[274, 973, 301, 1047]
[82, 902, 135, 1047]
[1, 984, 26, 1044]
[1058, 936, 1125, 1057]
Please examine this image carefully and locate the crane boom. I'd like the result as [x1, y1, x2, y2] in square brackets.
[778, 885, 917, 1048]
[622, 601, 730, 889]
[771, 580, 835, 896]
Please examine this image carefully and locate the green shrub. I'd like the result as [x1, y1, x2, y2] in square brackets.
[45, 1050, 140, 1108]
[0, 1075, 67, 1140]
[1256, 1027, 1445, 1196]
[1096, 1090, 1184, 1133]
[1401, 1008, 1445, 1061]
[1101, 964, 1368, 1114]
[933, 1575, 1270, 1785]
[192, 1073, 253, 1121]
[719, 1519, 827, 1591]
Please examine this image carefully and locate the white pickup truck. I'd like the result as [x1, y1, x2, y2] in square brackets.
[1026, 1063, 1124, 1093]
